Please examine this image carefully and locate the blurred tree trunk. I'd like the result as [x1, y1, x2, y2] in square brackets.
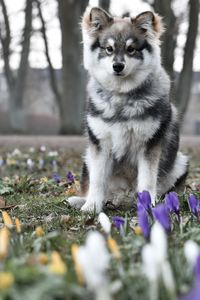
[9, 0, 33, 131]
[0, 0, 33, 132]
[154, 0, 199, 118]
[58, 0, 88, 134]
[99, 0, 110, 11]
[0, 0, 14, 90]
[153, 0, 178, 79]
[175, 0, 199, 116]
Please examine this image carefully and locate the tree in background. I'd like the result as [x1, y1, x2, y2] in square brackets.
[99, 0, 110, 11]
[57, 0, 88, 134]
[175, 0, 199, 115]
[152, 0, 199, 116]
[0, 0, 33, 132]
[0, 0, 199, 134]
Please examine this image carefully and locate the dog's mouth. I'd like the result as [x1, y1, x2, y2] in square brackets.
[113, 72, 125, 77]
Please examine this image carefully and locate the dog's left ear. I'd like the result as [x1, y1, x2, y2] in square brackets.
[82, 6, 113, 35]
[90, 7, 113, 30]
[132, 11, 164, 38]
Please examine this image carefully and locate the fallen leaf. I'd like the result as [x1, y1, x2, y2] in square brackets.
[60, 215, 71, 224]
[84, 217, 95, 226]
[0, 197, 16, 210]
[0, 197, 6, 209]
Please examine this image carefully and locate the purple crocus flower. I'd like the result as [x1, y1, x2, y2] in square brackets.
[194, 254, 200, 278]
[179, 282, 200, 300]
[137, 190, 152, 211]
[52, 173, 61, 184]
[165, 192, 180, 222]
[165, 192, 180, 214]
[180, 255, 200, 300]
[188, 194, 199, 217]
[152, 204, 171, 231]
[66, 171, 74, 183]
[112, 216, 125, 230]
[137, 202, 150, 239]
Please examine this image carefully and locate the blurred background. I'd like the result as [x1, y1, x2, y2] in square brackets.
[0, 0, 199, 135]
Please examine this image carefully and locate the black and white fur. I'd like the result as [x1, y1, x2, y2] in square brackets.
[68, 7, 188, 212]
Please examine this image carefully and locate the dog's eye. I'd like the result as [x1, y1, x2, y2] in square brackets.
[106, 46, 114, 55]
[127, 45, 136, 55]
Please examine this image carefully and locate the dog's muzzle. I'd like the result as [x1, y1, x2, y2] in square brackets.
[113, 62, 125, 75]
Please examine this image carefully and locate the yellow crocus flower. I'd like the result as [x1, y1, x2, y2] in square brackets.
[48, 251, 67, 275]
[40, 177, 48, 183]
[107, 237, 121, 260]
[15, 218, 21, 233]
[134, 226, 142, 236]
[0, 272, 14, 290]
[0, 227, 10, 260]
[71, 244, 84, 284]
[35, 226, 45, 237]
[38, 253, 49, 265]
[2, 211, 13, 228]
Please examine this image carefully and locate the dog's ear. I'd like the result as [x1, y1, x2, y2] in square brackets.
[82, 7, 113, 34]
[132, 11, 164, 38]
[90, 7, 113, 30]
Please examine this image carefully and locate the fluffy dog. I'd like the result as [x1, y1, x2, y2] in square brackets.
[68, 6, 188, 212]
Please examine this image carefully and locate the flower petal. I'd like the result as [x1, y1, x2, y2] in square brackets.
[137, 203, 150, 239]
[152, 204, 171, 231]
[99, 213, 111, 234]
[137, 190, 152, 211]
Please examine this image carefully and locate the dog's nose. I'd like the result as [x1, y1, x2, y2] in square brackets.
[113, 62, 125, 73]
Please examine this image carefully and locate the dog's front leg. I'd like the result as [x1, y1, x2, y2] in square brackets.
[137, 148, 161, 206]
[81, 145, 112, 213]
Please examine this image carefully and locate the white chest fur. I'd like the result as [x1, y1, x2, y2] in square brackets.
[87, 115, 160, 161]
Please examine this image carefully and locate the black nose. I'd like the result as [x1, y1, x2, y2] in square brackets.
[113, 62, 125, 73]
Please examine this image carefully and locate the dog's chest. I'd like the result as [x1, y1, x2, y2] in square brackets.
[87, 115, 160, 160]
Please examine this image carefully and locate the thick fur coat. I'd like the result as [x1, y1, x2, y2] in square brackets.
[68, 7, 188, 212]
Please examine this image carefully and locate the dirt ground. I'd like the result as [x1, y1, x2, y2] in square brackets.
[0, 135, 199, 154]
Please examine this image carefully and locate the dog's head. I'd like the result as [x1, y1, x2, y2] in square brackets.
[82, 7, 164, 92]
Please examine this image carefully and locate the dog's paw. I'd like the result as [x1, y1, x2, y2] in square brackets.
[67, 196, 86, 209]
[81, 201, 102, 213]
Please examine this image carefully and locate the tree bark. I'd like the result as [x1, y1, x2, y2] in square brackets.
[153, 0, 178, 79]
[175, 0, 199, 116]
[58, 0, 88, 134]
[99, 0, 110, 11]
[0, 0, 33, 132]
[0, 0, 14, 89]
[9, 0, 33, 131]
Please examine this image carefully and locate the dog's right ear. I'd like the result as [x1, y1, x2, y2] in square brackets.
[82, 7, 113, 34]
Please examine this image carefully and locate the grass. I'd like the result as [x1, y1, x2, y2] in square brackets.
[0, 145, 200, 300]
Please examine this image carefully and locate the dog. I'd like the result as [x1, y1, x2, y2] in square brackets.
[68, 6, 188, 212]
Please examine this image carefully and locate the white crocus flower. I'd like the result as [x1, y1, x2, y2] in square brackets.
[98, 213, 111, 235]
[142, 222, 176, 300]
[142, 242, 160, 300]
[27, 158, 34, 170]
[184, 240, 199, 268]
[12, 148, 21, 156]
[77, 231, 111, 300]
[40, 145, 46, 152]
[150, 222, 167, 263]
[142, 244, 159, 282]
[161, 261, 176, 298]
